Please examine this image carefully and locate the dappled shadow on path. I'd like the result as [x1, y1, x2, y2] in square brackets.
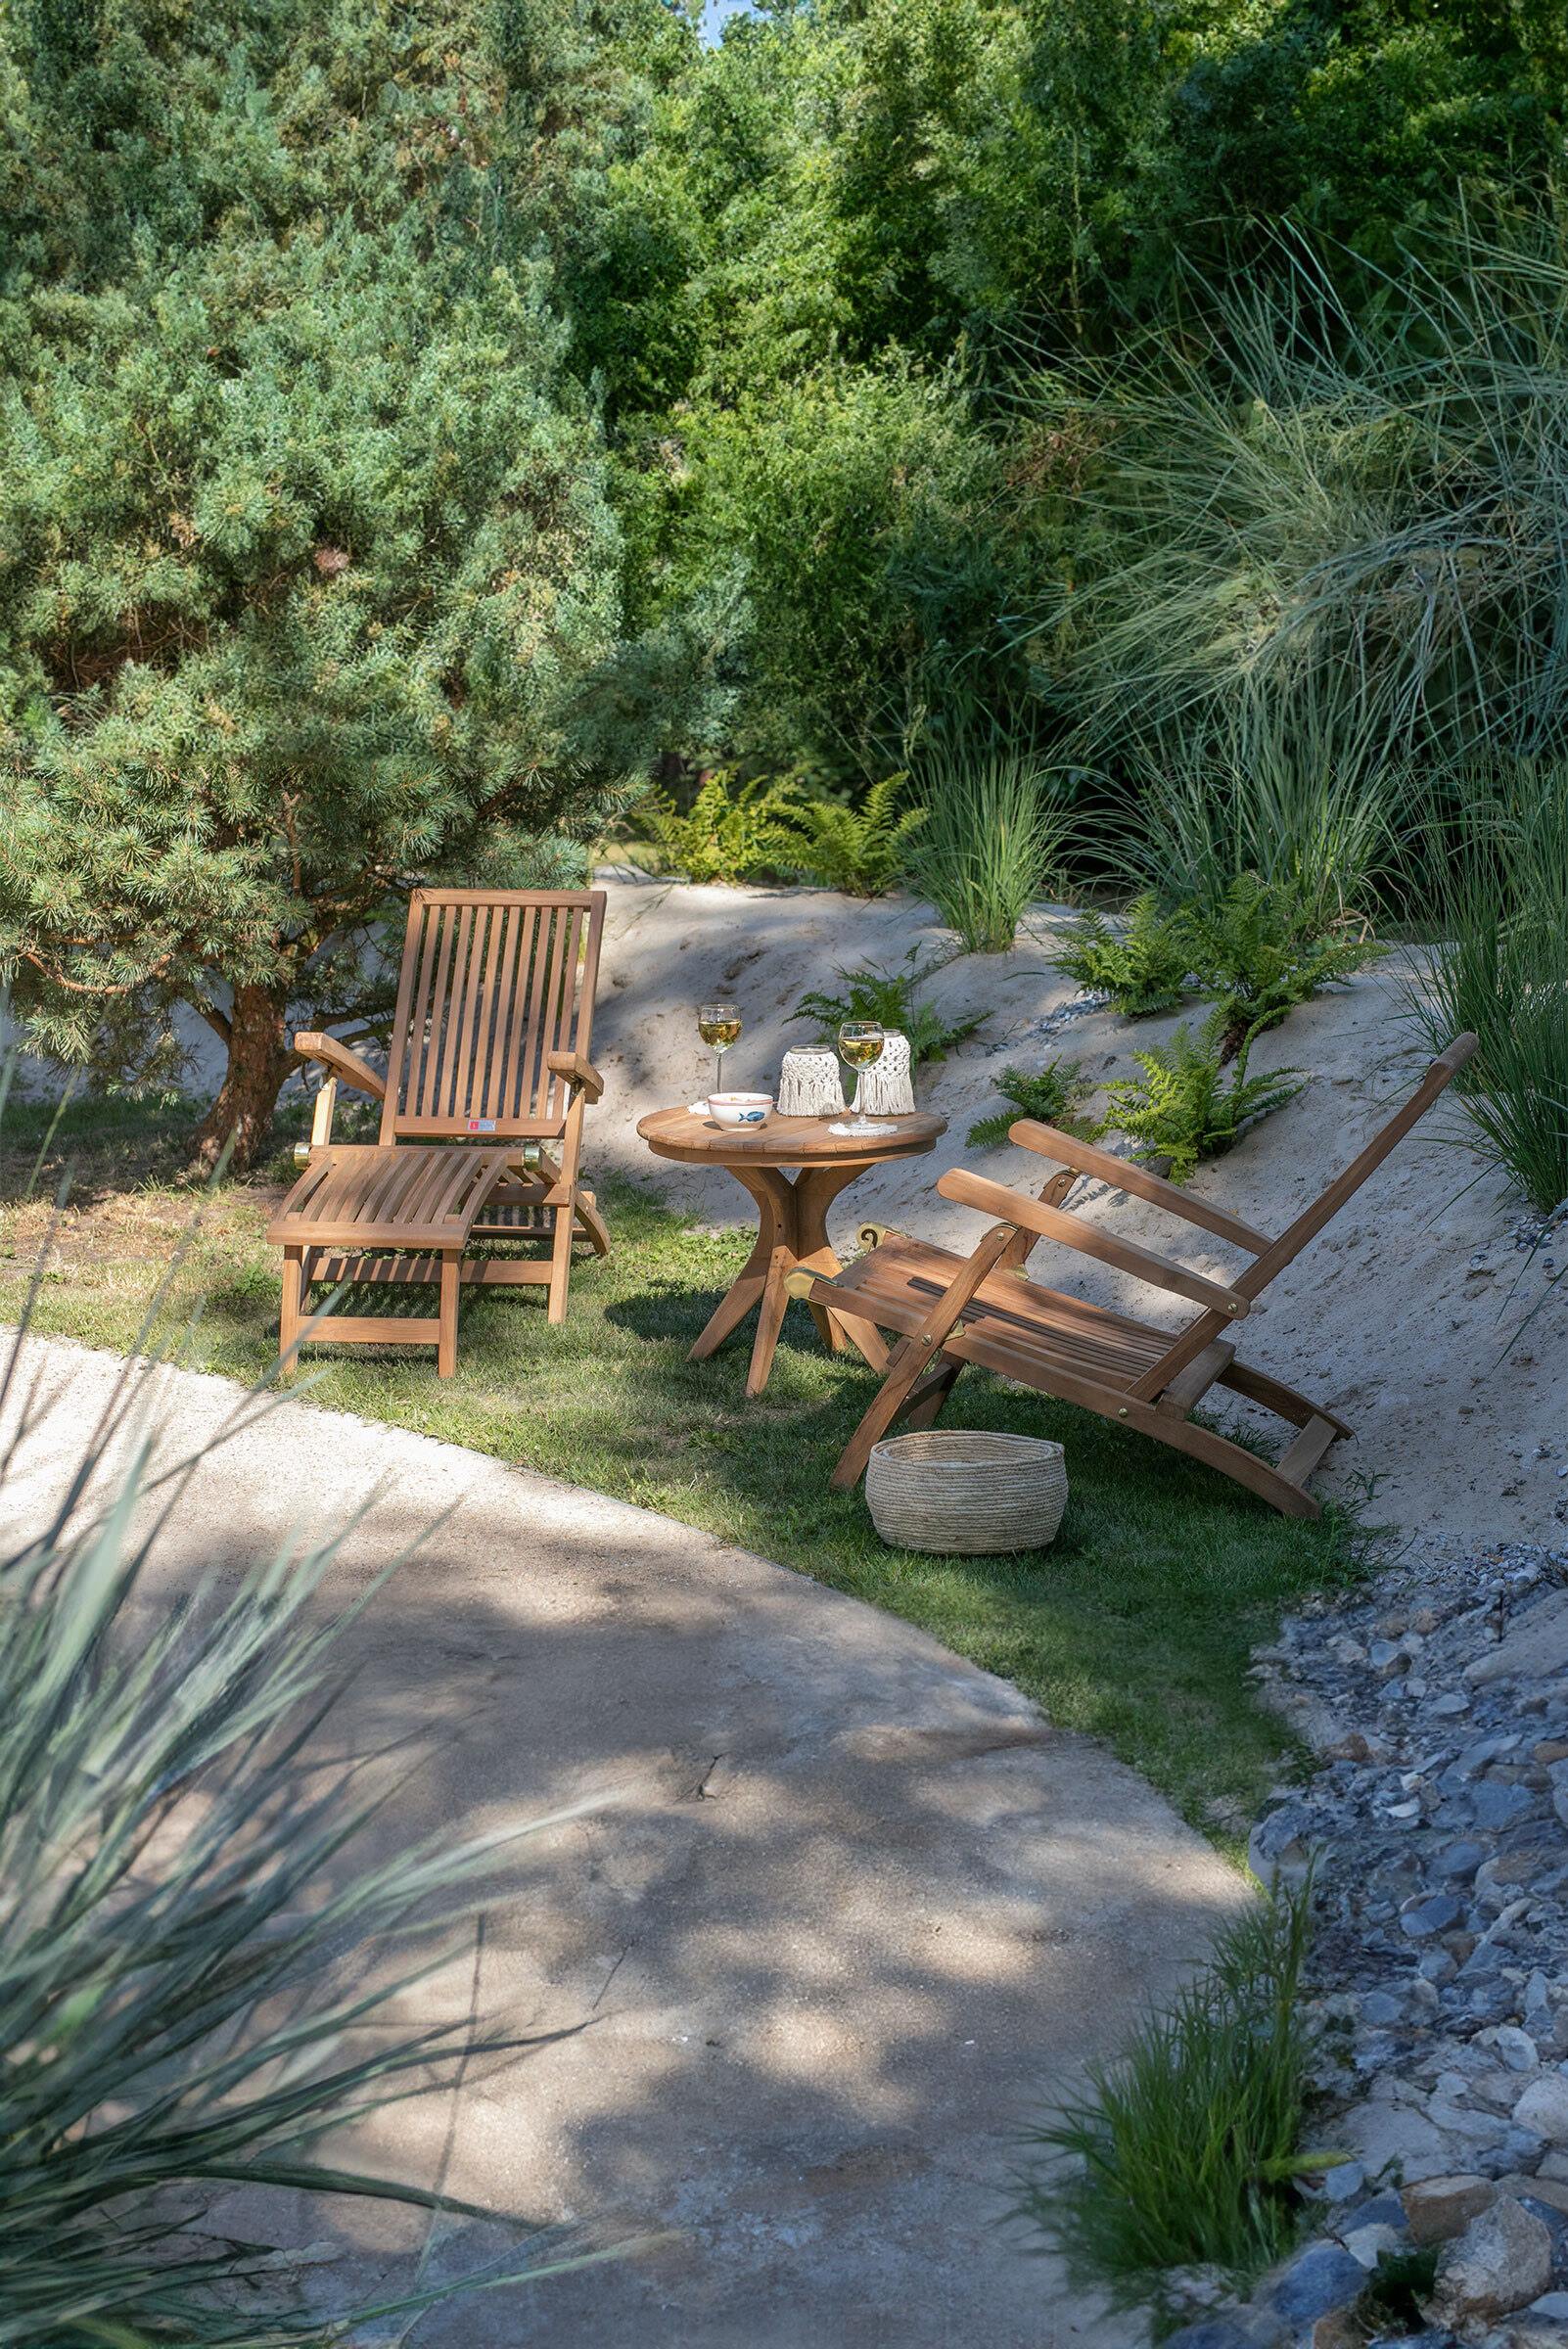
[6, 1340, 1244, 2349]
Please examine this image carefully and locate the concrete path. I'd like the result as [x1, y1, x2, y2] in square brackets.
[6, 1336, 1247, 2347]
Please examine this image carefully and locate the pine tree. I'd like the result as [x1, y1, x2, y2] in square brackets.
[0, 0, 703, 1166]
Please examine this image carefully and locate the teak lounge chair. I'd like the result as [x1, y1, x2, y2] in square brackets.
[788, 1035, 1478, 1519]
[268, 887, 609, 1375]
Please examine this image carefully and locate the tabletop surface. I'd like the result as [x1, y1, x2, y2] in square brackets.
[636, 1105, 946, 1167]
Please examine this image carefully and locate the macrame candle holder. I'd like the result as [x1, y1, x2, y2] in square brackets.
[777, 1047, 843, 1118]
[854, 1030, 915, 1117]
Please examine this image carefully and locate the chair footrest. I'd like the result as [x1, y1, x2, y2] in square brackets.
[1156, 1339, 1236, 1415]
[1277, 1413, 1340, 1489]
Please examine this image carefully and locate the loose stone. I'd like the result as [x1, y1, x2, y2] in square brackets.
[1516, 2075, 1568, 2144]
[1428, 2194, 1552, 2324]
[1269, 2239, 1367, 2323]
[1400, 2174, 1498, 2244]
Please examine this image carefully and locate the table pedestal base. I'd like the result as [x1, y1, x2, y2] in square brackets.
[690, 1161, 890, 1397]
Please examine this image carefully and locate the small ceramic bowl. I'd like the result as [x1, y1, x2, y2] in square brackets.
[706, 1091, 773, 1128]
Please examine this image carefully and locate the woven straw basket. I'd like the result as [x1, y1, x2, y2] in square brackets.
[865, 1430, 1068, 1556]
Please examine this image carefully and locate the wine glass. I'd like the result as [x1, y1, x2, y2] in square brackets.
[697, 1001, 742, 1103]
[830, 1019, 898, 1138]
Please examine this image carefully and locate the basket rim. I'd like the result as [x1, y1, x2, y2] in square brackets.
[867, 1429, 1065, 1466]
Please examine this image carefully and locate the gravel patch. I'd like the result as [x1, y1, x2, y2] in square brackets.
[1167, 1536, 1568, 2348]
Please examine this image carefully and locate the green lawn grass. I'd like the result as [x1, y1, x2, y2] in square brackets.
[0, 1090, 1366, 1851]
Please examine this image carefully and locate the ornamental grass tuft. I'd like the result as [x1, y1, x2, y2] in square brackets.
[1404, 769, 1568, 1219]
[1012, 1881, 1330, 2314]
[904, 750, 1074, 952]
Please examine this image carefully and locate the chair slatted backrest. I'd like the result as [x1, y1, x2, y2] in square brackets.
[1130, 1033, 1478, 1405]
[379, 888, 606, 1143]
[1232, 1033, 1478, 1302]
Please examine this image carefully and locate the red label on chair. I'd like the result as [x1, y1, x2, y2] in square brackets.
[467, 1118, 496, 1131]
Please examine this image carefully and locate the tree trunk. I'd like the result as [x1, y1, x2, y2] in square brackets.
[192, 983, 293, 1174]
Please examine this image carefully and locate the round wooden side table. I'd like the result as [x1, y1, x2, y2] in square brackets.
[636, 1106, 946, 1397]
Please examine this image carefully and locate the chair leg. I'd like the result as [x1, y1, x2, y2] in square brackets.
[830, 1335, 945, 1490]
[279, 1247, 306, 1372]
[438, 1252, 460, 1378]
[1220, 1360, 1354, 1440]
[575, 1187, 611, 1259]
[546, 1204, 574, 1323]
[903, 1359, 963, 1430]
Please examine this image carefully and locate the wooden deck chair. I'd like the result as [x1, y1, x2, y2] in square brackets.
[267, 888, 609, 1375]
[788, 1035, 1478, 1519]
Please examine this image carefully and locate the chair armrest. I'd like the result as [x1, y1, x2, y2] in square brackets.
[1007, 1120, 1271, 1254]
[546, 1049, 605, 1103]
[293, 1032, 387, 1102]
[937, 1168, 1250, 1318]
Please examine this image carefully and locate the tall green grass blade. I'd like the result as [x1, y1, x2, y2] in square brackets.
[904, 749, 1075, 952]
[1012, 1881, 1321, 2311]
[1402, 767, 1568, 1215]
[0, 1183, 621, 2338]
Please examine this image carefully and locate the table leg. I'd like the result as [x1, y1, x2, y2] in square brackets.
[688, 1166, 797, 1374]
[687, 1158, 892, 1392]
[793, 1163, 891, 1373]
[748, 1244, 797, 1397]
[688, 1266, 767, 1359]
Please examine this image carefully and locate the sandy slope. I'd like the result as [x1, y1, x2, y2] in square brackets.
[583, 872, 1563, 1548]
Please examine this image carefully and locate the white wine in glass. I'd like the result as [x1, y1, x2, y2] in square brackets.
[830, 1019, 897, 1138]
[698, 1002, 742, 1100]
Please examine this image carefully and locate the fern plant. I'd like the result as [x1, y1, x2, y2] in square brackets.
[640, 770, 807, 884]
[1191, 875, 1383, 1057]
[791, 951, 984, 1069]
[1054, 895, 1196, 1017]
[1099, 1009, 1305, 1181]
[967, 1060, 1094, 1148]
[785, 773, 926, 897]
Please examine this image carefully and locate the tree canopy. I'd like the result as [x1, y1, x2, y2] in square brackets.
[0, 0, 1562, 1153]
[0, 0, 721, 1158]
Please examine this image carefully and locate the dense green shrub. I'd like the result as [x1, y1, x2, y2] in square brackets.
[1099, 1011, 1305, 1181]
[1013, 1883, 1330, 2312]
[967, 1060, 1094, 1149]
[619, 358, 1033, 774]
[1055, 896, 1195, 1018]
[581, 1, 1568, 777]
[791, 953, 984, 1069]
